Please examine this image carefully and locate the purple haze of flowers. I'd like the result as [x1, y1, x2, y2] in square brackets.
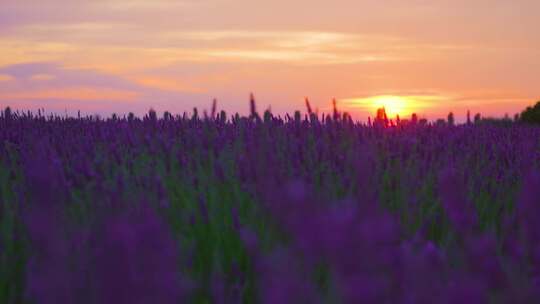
[517, 171, 540, 241]
[22, 139, 68, 206]
[239, 223, 320, 304]
[5, 105, 540, 303]
[261, 179, 404, 302]
[463, 234, 506, 291]
[256, 249, 319, 304]
[25, 204, 189, 304]
[399, 240, 447, 304]
[438, 166, 477, 233]
[92, 206, 188, 303]
[24, 209, 78, 304]
[22, 140, 77, 303]
[441, 275, 488, 304]
[515, 171, 540, 289]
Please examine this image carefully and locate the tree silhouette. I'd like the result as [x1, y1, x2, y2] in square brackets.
[520, 100, 540, 124]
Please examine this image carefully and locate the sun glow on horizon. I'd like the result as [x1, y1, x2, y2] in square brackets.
[342, 95, 424, 119]
[370, 95, 411, 118]
[0, 1, 538, 118]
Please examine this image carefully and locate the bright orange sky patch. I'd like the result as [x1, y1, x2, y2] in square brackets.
[0, 87, 138, 102]
[0, 0, 538, 120]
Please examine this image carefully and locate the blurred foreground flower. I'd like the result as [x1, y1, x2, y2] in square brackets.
[25, 204, 191, 304]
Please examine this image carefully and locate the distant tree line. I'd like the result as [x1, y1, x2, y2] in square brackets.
[2, 99, 540, 126]
[520, 100, 540, 124]
[370, 99, 540, 127]
[475, 100, 540, 126]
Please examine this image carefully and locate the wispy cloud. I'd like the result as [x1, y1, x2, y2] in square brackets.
[92, 0, 202, 11]
[0, 63, 142, 102]
[130, 76, 204, 93]
[0, 87, 138, 101]
[30, 74, 56, 81]
[0, 62, 138, 89]
[0, 62, 210, 115]
[1, 26, 425, 68]
[0, 74, 14, 82]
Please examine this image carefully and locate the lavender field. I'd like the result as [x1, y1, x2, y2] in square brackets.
[1, 105, 540, 303]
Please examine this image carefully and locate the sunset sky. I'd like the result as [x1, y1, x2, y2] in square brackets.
[1, 0, 539, 121]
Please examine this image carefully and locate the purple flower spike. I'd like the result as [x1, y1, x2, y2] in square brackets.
[25, 204, 190, 304]
[256, 249, 319, 304]
[23, 142, 68, 206]
[438, 166, 477, 233]
[93, 207, 188, 303]
[465, 234, 506, 290]
[442, 275, 488, 304]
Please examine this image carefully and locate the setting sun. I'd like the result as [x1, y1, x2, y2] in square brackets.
[370, 95, 411, 118]
[341, 95, 424, 119]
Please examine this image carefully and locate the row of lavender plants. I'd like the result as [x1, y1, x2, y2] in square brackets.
[0, 104, 539, 303]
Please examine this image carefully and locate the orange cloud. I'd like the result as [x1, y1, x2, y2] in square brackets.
[0, 86, 138, 101]
[129, 76, 204, 93]
[0, 74, 14, 82]
[30, 74, 56, 81]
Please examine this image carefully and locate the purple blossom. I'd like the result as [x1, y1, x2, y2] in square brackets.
[25, 204, 190, 304]
[438, 166, 477, 233]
